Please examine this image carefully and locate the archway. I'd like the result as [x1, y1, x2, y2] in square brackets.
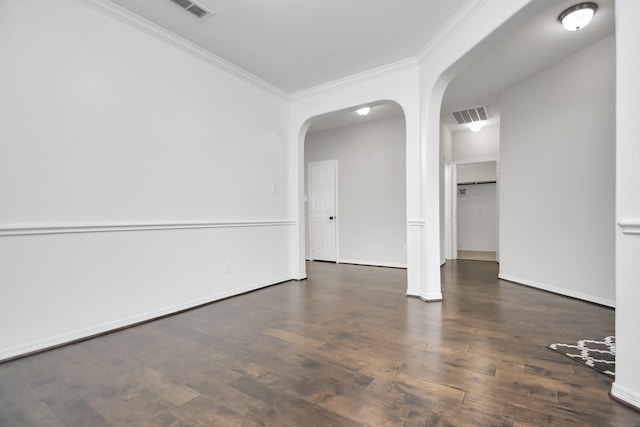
[302, 102, 407, 270]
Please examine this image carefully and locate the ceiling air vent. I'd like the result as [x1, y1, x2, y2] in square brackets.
[168, 0, 213, 19]
[451, 106, 488, 124]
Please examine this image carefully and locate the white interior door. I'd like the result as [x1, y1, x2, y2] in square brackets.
[309, 160, 337, 262]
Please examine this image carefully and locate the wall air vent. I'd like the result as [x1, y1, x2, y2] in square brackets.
[451, 106, 488, 124]
[168, 0, 213, 19]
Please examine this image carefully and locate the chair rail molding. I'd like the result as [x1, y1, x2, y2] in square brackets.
[618, 219, 640, 235]
[0, 220, 296, 237]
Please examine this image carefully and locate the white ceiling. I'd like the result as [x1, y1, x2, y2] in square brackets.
[442, 0, 615, 132]
[103, 0, 615, 133]
[107, 0, 469, 93]
[307, 102, 404, 134]
[308, 0, 614, 135]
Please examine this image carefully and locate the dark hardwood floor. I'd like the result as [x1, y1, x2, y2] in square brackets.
[1, 260, 639, 426]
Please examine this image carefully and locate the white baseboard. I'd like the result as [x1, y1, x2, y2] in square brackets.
[338, 258, 407, 269]
[406, 290, 443, 302]
[406, 289, 421, 298]
[0, 275, 295, 362]
[420, 292, 443, 302]
[498, 274, 615, 308]
[611, 383, 640, 411]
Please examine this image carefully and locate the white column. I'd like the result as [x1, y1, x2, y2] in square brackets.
[406, 98, 425, 297]
[611, 0, 640, 410]
[419, 79, 449, 302]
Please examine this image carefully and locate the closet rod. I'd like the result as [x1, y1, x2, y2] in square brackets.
[457, 180, 497, 186]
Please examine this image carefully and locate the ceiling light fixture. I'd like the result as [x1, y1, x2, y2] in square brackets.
[356, 107, 371, 116]
[558, 2, 597, 31]
[469, 122, 482, 132]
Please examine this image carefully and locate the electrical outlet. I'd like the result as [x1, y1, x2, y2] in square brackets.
[224, 261, 231, 273]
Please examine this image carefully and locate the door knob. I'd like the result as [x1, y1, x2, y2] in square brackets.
[329, 216, 334, 220]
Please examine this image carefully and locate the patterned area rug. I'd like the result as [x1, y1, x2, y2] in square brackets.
[548, 336, 616, 378]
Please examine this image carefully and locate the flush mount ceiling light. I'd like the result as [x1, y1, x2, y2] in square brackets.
[469, 122, 482, 132]
[558, 2, 597, 31]
[356, 107, 371, 116]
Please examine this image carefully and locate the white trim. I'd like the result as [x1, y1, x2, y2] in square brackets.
[338, 258, 407, 269]
[290, 58, 417, 100]
[451, 156, 499, 165]
[407, 292, 442, 302]
[416, 0, 489, 63]
[0, 275, 295, 362]
[76, 0, 288, 100]
[611, 383, 640, 411]
[406, 290, 443, 302]
[618, 219, 640, 234]
[0, 220, 296, 237]
[421, 292, 444, 302]
[407, 220, 425, 226]
[446, 163, 458, 259]
[499, 274, 615, 308]
[444, 164, 453, 260]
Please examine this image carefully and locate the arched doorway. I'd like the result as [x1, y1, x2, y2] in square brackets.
[301, 102, 408, 270]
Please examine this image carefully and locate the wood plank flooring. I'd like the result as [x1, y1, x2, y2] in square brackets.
[457, 250, 497, 262]
[1, 260, 639, 426]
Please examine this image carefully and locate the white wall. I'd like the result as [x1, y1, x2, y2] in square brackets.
[305, 116, 407, 268]
[612, 0, 640, 410]
[0, 0, 292, 360]
[499, 35, 615, 306]
[456, 161, 498, 252]
[457, 161, 497, 183]
[457, 183, 498, 252]
[452, 125, 500, 162]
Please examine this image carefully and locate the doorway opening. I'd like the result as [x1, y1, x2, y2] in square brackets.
[444, 159, 499, 263]
[303, 102, 407, 269]
[455, 160, 498, 262]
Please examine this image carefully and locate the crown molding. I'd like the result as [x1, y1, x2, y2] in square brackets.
[76, 0, 289, 100]
[76, 0, 492, 100]
[289, 57, 418, 100]
[416, 0, 489, 64]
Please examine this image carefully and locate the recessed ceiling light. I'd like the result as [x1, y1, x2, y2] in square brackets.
[356, 107, 371, 116]
[469, 122, 482, 132]
[558, 2, 597, 31]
